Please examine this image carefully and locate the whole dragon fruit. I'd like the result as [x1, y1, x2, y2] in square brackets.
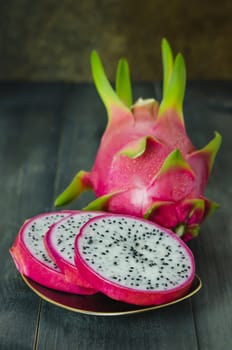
[55, 39, 221, 242]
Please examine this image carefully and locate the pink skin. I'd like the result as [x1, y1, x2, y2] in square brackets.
[54, 89, 220, 242]
[10, 212, 96, 295]
[44, 211, 103, 290]
[152, 108, 195, 155]
[89, 107, 196, 196]
[74, 214, 195, 306]
[54, 45, 221, 242]
[83, 105, 214, 240]
[89, 104, 160, 195]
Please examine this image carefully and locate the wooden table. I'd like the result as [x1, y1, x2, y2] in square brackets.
[0, 81, 231, 350]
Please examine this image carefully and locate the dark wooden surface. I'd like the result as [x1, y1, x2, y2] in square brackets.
[0, 81, 231, 350]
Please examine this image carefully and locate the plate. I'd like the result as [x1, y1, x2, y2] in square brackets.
[21, 274, 202, 316]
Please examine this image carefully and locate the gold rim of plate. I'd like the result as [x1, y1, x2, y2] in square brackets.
[21, 274, 202, 316]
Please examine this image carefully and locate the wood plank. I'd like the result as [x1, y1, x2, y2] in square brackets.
[36, 82, 198, 350]
[37, 303, 197, 350]
[0, 83, 68, 349]
[184, 81, 232, 349]
[52, 83, 104, 209]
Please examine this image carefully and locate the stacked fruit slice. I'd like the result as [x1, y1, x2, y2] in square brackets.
[10, 211, 195, 306]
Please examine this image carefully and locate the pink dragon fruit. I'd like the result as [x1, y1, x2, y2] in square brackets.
[55, 39, 221, 242]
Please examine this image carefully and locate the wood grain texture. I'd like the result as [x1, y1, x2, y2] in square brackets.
[0, 83, 67, 349]
[185, 82, 232, 350]
[0, 81, 231, 350]
[37, 302, 197, 350]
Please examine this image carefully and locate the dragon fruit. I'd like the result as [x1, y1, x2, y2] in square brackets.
[74, 214, 195, 306]
[55, 39, 221, 242]
[44, 211, 102, 289]
[10, 212, 96, 295]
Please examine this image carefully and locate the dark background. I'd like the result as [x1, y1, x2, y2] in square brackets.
[0, 0, 232, 81]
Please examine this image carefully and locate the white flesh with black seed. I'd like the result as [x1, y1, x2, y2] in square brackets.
[75, 214, 195, 305]
[47, 212, 102, 266]
[24, 212, 70, 270]
[10, 211, 97, 294]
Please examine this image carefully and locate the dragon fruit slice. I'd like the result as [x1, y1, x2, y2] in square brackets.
[10, 212, 96, 295]
[74, 214, 195, 306]
[55, 39, 221, 241]
[44, 211, 103, 289]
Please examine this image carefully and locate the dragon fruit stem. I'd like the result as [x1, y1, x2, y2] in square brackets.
[55, 170, 92, 207]
[159, 52, 186, 121]
[116, 58, 133, 107]
[162, 38, 174, 97]
[193, 131, 222, 173]
[83, 192, 121, 211]
[119, 136, 151, 159]
[154, 149, 193, 178]
[91, 50, 129, 118]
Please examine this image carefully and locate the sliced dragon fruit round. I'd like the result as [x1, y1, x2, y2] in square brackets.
[10, 211, 96, 295]
[44, 211, 103, 289]
[74, 214, 195, 305]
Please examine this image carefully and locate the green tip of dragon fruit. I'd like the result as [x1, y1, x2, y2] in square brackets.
[116, 57, 133, 107]
[90, 50, 130, 116]
[55, 39, 222, 242]
[161, 38, 174, 97]
[159, 38, 186, 121]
